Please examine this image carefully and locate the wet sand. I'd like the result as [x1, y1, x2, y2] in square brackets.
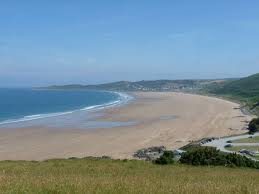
[0, 92, 252, 160]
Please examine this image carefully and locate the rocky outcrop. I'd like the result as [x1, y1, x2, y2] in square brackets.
[133, 146, 166, 161]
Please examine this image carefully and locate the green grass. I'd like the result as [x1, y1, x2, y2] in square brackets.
[225, 146, 259, 152]
[0, 158, 258, 194]
[232, 136, 259, 143]
[207, 73, 259, 115]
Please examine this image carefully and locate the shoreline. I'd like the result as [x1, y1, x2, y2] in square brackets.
[194, 91, 254, 117]
[0, 92, 253, 161]
[0, 90, 132, 128]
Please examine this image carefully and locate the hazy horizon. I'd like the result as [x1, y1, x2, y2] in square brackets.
[1, 1, 259, 87]
[0, 76, 245, 88]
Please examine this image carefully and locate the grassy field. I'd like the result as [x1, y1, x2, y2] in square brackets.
[0, 158, 258, 194]
[225, 146, 259, 152]
[232, 136, 259, 143]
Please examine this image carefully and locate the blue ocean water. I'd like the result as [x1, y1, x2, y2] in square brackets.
[0, 89, 124, 125]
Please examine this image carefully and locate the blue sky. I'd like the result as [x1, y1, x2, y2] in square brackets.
[1, 1, 259, 87]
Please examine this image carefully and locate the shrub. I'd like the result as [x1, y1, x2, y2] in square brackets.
[225, 153, 259, 168]
[180, 147, 226, 166]
[248, 118, 259, 134]
[180, 147, 259, 169]
[155, 151, 174, 165]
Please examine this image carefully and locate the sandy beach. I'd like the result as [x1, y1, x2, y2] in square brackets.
[0, 92, 253, 160]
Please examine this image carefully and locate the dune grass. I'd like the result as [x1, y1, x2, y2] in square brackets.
[0, 158, 258, 194]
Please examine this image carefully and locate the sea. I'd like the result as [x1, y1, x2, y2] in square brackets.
[0, 88, 134, 129]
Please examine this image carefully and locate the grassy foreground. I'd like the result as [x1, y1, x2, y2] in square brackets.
[0, 158, 258, 194]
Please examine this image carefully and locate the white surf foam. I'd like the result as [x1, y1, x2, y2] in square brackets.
[0, 92, 132, 126]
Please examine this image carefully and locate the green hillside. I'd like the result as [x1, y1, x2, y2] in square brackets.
[0, 158, 258, 194]
[208, 73, 259, 114]
[212, 73, 259, 98]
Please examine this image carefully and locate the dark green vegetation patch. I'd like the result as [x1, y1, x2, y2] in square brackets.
[154, 151, 174, 165]
[179, 147, 259, 168]
[248, 118, 259, 134]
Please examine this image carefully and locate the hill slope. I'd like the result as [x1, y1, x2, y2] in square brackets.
[208, 73, 259, 114]
[44, 79, 227, 92]
[212, 73, 259, 98]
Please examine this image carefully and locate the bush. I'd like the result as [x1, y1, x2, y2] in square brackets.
[180, 147, 226, 166]
[248, 118, 259, 134]
[155, 151, 174, 165]
[180, 147, 259, 169]
[225, 153, 259, 168]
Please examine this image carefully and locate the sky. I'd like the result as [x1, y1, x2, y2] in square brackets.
[1, 1, 259, 87]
